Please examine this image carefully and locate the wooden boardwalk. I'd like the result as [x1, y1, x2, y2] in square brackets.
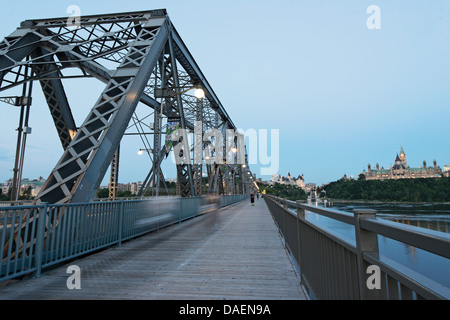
[0, 197, 307, 300]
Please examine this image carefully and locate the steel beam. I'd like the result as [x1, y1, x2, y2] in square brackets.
[0, 9, 248, 204]
[37, 16, 170, 203]
[31, 47, 77, 149]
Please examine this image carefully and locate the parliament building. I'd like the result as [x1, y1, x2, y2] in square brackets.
[363, 146, 442, 180]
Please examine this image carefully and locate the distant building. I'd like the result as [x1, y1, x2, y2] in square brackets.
[105, 181, 143, 195]
[2, 176, 46, 198]
[114, 182, 139, 194]
[1, 185, 8, 196]
[444, 165, 450, 178]
[269, 173, 305, 189]
[130, 182, 139, 194]
[304, 183, 316, 193]
[363, 146, 442, 180]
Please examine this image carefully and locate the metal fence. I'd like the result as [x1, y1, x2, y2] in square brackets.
[264, 195, 450, 300]
[0, 194, 247, 283]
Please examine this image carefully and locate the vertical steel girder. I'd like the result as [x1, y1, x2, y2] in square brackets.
[108, 146, 120, 199]
[30, 48, 77, 150]
[0, 10, 250, 204]
[40, 17, 170, 204]
[167, 34, 195, 198]
[193, 101, 203, 197]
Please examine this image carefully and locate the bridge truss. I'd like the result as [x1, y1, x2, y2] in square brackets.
[0, 9, 255, 204]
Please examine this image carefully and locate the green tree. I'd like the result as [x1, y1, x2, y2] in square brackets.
[322, 177, 450, 202]
[97, 188, 109, 198]
[258, 182, 307, 201]
[117, 190, 134, 197]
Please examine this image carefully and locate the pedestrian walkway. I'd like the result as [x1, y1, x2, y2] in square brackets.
[0, 197, 307, 300]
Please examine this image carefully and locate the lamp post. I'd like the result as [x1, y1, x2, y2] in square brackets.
[0, 73, 33, 202]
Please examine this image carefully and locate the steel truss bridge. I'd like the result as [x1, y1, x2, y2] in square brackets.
[1, 10, 448, 301]
[0, 9, 256, 205]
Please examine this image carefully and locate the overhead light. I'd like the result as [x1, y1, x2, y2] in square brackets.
[194, 88, 205, 99]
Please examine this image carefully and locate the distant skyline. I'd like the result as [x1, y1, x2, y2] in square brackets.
[0, 0, 449, 187]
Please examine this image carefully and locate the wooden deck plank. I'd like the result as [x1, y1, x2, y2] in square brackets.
[0, 198, 307, 300]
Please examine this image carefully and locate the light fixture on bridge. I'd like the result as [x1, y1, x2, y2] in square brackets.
[137, 148, 152, 155]
[194, 88, 205, 99]
[155, 86, 205, 100]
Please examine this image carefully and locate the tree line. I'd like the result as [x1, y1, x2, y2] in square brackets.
[96, 181, 178, 198]
[0, 186, 32, 201]
[258, 182, 308, 201]
[318, 177, 450, 202]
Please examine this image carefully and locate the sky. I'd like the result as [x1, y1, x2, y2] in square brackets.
[0, 0, 449, 187]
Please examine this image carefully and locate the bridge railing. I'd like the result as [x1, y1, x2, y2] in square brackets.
[264, 195, 450, 300]
[0, 194, 247, 283]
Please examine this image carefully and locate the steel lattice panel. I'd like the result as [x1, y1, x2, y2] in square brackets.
[0, 9, 248, 204]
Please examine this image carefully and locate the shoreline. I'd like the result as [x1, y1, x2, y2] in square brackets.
[325, 199, 450, 205]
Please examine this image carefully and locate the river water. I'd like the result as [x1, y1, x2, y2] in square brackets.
[301, 201, 450, 293]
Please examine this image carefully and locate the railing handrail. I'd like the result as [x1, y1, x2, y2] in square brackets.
[0, 204, 45, 210]
[360, 217, 450, 259]
[264, 194, 450, 300]
[1, 194, 248, 284]
[0, 195, 201, 209]
[300, 203, 355, 225]
[280, 196, 450, 259]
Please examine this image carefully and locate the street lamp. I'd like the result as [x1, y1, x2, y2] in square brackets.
[194, 88, 205, 99]
[154, 85, 205, 101]
[0, 92, 33, 202]
[138, 148, 152, 155]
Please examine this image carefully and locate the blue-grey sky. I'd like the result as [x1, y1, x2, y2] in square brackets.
[0, 0, 449, 186]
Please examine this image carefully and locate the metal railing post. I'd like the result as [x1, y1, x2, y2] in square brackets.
[282, 198, 288, 234]
[117, 200, 124, 247]
[295, 200, 304, 281]
[34, 202, 48, 278]
[353, 209, 380, 300]
[296, 200, 305, 219]
[282, 198, 288, 209]
[179, 198, 183, 223]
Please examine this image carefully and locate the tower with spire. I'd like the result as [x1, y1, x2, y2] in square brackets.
[363, 146, 442, 180]
[399, 145, 407, 167]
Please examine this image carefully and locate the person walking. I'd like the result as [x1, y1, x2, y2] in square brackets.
[250, 193, 255, 206]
